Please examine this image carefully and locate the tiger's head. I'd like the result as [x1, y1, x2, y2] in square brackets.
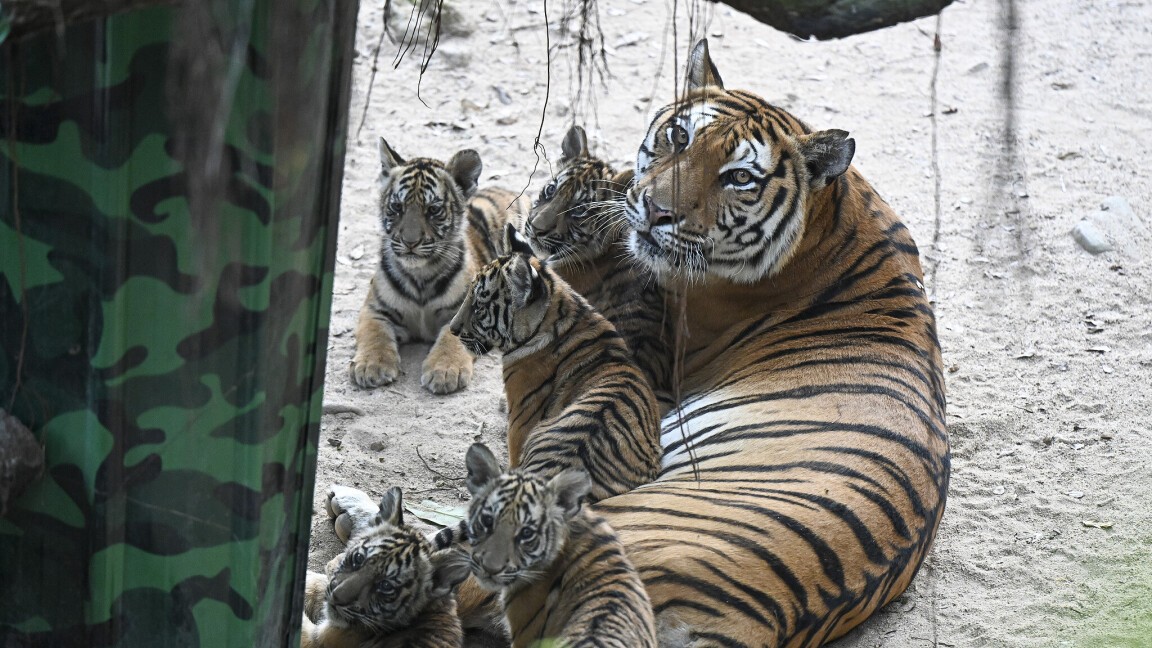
[625, 39, 856, 284]
[449, 229, 557, 359]
[377, 136, 483, 266]
[325, 486, 471, 633]
[459, 443, 591, 591]
[525, 125, 630, 266]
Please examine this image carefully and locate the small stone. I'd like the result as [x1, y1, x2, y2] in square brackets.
[1069, 490, 1085, 499]
[328, 437, 343, 448]
[1071, 221, 1113, 254]
[368, 440, 387, 452]
[992, 486, 1006, 495]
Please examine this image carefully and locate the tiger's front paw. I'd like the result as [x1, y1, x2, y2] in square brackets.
[420, 356, 473, 395]
[326, 484, 380, 543]
[349, 352, 401, 389]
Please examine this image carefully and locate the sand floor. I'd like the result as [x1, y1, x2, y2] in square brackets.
[307, 0, 1152, 645]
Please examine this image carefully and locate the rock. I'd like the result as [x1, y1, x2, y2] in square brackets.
[1071, 196, 1146, 256]
[1, 410, 44, 517]
[1071, 221, 1113, 254]
[368, 440, 388, 452]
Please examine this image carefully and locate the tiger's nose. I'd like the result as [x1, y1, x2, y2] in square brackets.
[644, 193, 677, 227]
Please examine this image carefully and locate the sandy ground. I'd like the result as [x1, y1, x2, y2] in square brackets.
[306, 0, 1152, 645]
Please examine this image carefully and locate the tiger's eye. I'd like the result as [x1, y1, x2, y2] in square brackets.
[542, 182, 557, 200]
[668, 125, 690, 150]
[427, 203, 444, 217]
[729, 169, 752, 185]
[349, 549, 365, 569]
[517, 526, 536, 543]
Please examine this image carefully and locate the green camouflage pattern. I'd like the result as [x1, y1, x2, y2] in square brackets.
[0, 2, 358, 645]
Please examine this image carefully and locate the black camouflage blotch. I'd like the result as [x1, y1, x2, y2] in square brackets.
[99, 346, 150, 381]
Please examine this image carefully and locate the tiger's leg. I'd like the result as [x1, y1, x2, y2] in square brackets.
[350, 282, 404, 388]
[303, 571, 329, 622]
[325, 484, 381, 543]
[420, 324, 474, 395]
[454, 576, 507, 640]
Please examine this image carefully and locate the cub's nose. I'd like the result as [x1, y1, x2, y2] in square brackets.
[644, 193, 677, 227]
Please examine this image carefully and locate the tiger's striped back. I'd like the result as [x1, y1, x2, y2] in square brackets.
[448, 252, 661, 501]
[577, 40, 949, 647]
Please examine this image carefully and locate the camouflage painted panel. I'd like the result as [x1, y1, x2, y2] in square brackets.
[0, 1, 357, 645]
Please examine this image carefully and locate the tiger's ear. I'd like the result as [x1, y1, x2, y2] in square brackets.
[561, 125, 589, 160]
[548, 469, 591, 519]
[379, 137, 405, 177]
[506, 254, 544, 308]
[428, 548, 472, 598]
[798, 129, 855, 190]
[465, 443, 503, 495]
[503, 222, 535, 257]
[686, 39, 724, 91]
[448, 149, 483, 198]
[376, 486, 404, 527]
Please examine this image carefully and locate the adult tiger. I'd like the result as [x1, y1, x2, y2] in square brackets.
[585, 40, 950, 647]
[349, 137, 525, 394]
[525, 125, 675, 407]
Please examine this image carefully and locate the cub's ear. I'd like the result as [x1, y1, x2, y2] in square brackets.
[798, 129, 855, 190]
[428, 548, 473, 598]
[506, 254, 544, 308]
[379, 137, 405, 176]
[376, 486, 404, 527]
[686, 39, 724, 91]
[465, 443, 503, 495]
[548, 469, 591, 519]
[503, 222, 535, 257]
[448, 149, 483, 198]
[561, 125, 590, 160]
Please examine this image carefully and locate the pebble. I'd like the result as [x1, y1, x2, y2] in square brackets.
[1071, 196, 1146, 256]
[1071, 221, 1112, 254]
[993, 486, 1006, 495]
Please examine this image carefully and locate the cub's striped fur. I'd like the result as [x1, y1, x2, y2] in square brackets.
[586, 40, 949, 647]
[301, 486, 470, 648]
[350, 136, 525, 395]
[526, 125, 674, 405]
[448, 443, 657, 648]
[448, 239, 661, 499]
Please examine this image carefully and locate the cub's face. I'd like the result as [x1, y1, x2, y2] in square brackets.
[325, 487, 470, 633]
[449, 254, 550, 356]
[460, 444, 590, 591]
[527, 157, 617, 265]
[377, 137, 483, 263]
[623, 41, 855, 284]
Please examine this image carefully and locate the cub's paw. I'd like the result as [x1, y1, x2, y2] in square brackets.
[349, 354, 401, 388]
[420, 357, 473, 395]
[326, 484, 379, 543]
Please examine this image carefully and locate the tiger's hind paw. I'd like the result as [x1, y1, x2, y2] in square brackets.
[326, 484, 380, 543]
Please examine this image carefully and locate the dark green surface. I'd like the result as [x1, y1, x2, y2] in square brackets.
[0, 2, 357, 645]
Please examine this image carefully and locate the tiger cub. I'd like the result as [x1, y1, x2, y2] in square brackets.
[526, 125, 674, 407]
[448, 234, 661, 500]
[350, 136, 525, 395]
[447, 442, 657, 648]
[301, 486, 471, 648]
